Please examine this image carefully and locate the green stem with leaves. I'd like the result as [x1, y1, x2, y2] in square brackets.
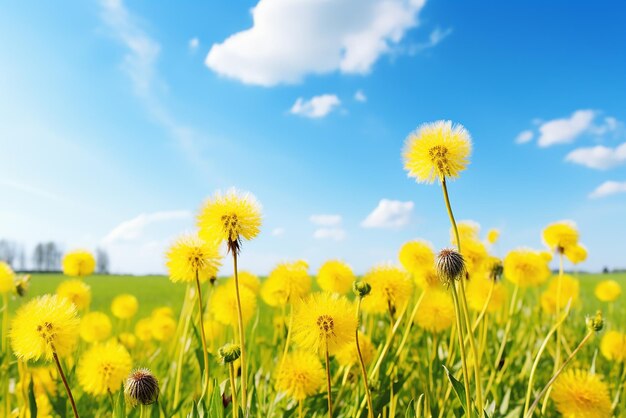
[355, 297, 374, 418]
[194, 270, 211, 400]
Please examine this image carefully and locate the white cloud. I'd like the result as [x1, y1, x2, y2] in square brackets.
[205, 0, 427, 86]
[361, 199, 414, 229]
[189, 37, 200, 50]
[310, 214, 342, 226]
[313, 228, 346, 241]
[271, 227, 285, 236]
[290, 94, 341, 118]
[102, 210, 191, 244]
[565, 142, 626, 170]
[354, 90, 367, 103]
[589, 181, 626, 199]
[537, 110, 596, 147]
[409, 26, 453, 53]
[515, 130, 534, 144]
[0, 179, 66, 203]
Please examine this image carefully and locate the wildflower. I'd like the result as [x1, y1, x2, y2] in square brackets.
[398, 240, 435, 275]
[197, 188, 262, 254]
[211, 283, 257, 327]
[414, 288, 455, 333]
[15, 274, 31, 297]
[335, 332, 375, 367]
[586, 310, 604, 332]
[564, 243, 587, 264]
[361, 264, 413, 315]
[316, 260, 355, 294]
[466, 276, 506, 313]
[117, 332, 137, 350]
[111, 294, 139, 320]
[413, 266, 442, 289]
[225, 271, 261, 294]
[165, 234, 222, 283]
[203, 319, 224, 343]
[452, 220, 481, 245]
[600, 331, 626, 362]
[151, 313, 176, 342]
[275, 351, 325, 401]
[0, 261, 15, 294]
[62, 250, 96, 277]
[261, 261, 311, 307]
[292, 292, 356, 354]
[80, 312, 112, 343]
[403, 120, 472, 183]
[134, 318, 153, 342]
[78, 340, 132, 395]
[10, 294, 79, 360]
[352, 281, 372, 297]
[487, 229, 500, 244]
[218, 342, 242, 364]
[551, 369, 611, 418]
[503, 249, 550, 287]
[125, 368, 159, 406]
[542, 221, 579, 253]
[56, 279, 91, 310]
[459, 239, 488, 275]
[436, 249, 466, 286]
[540, 275, 580, 314]
[594, 280, 621, 302]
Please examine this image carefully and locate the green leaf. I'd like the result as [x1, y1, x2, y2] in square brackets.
[415, 394, 425, 418]
[405, 398, 415, 418]
[27, 378, 38, 418]
[113, 384, 126, 418]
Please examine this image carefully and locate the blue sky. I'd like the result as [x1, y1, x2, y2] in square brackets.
[1, 0, 625, 275]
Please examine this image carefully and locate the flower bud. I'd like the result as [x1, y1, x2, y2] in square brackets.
[436, 249, 466, 285]
[586, 310, 604, 332]
[125, 368, 159, 406]
[353, 281, 372, 298]
[218, 343, 241, 364]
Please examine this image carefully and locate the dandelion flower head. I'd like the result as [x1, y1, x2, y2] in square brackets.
[56, 279, 91, 310]
[62, 250, 96, 277]
[594, 280, 621, 302]
[80, 311, 112, 343]
[542, 221, 579, 253]
[414, 288, 455, 333]
[165, 234, 222, 283]
[111, 294, 139, 320]
[550, 369, 611, 418]
[211, 282, 257, 326]
[361, 264, 413, 315]
[316, 260, 355, 294]
[0, 261, 15, 294]
[78, 339, 132, 395]
[261, 261, 311, 307]
[275, 351, 325, 401]
[503, 249, 550, 287]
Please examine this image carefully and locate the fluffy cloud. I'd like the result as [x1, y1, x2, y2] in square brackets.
[310, 214, 342, 226]
[205, 0, 426, 86]
[361, 199, 414, 229]
[189, 37, 200, 50]
[589, 181, 626, 199]
[515, 130, 533, 144]
[102, 210, 191, 244]
[408, 26, 453, 54]
[537, 110, 596, 147]
[290, 94, 341, 118]
[565, 142, 626, 170]
[354, 90, 367, 103]
[313, 228, 346, 241]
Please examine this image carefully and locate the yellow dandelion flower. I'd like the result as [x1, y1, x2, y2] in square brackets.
[117, 332, 137, 350]
[197, 188, 262, 252]
[261, 261, 311, 307]
[403, 120, 472, 183]
[594, 280, 621, 302]
[275, 351, 325, 401]
[56, 279, 91, 310]
[151, 313, 176, 342]
[316, 260, 355, 294]
[165, 234, 222, 283]
[134, 318, 153, 342]
[0, 261, 15, 294]
[503, 249, 550, 287]
[203, 319, 224, 343]
[542, 221, 579, 253]
[564, 243, 587, 264]
[540, 275, 580, 314]
[292, 292, 356, 354]
[335, 331, 376, 367]
[10, 294, 79, 360]
[551, 369, 611, 418]
[398, 240, 435, 275]
[225, 271, 261, 294]
[460, 238, 488, 275]
[412, 266, 443, 289]
[414, 288, 455, 333]
[78, 340, 132, 395]
[466, 276, 506, 313]
[361, 265, 413, 315]
[62, 250, 96, 277]
[151, 306, 174, 318]
[452, 220, 481, 245]
[211, 283, 257, 327]
[80, 311, 112, 343]
[486, 228, 500, 244]
[111, 294, 139, 320]
[600, 330, 626, 362]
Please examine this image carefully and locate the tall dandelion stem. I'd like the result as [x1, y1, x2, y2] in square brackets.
[355, 298, 374, 418]
[228, 362, 239, 418]
[52, 351, 80, 418]
[323, 337, 333, 418]
[232, 251, 248, 409]
[194, 269, 211, 399]
[450, 285, 472, 416]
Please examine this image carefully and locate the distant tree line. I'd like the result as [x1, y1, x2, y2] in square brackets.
[0, 239, 110, 273]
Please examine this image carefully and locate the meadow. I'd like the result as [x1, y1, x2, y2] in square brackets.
[2, 121, 626, 418]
